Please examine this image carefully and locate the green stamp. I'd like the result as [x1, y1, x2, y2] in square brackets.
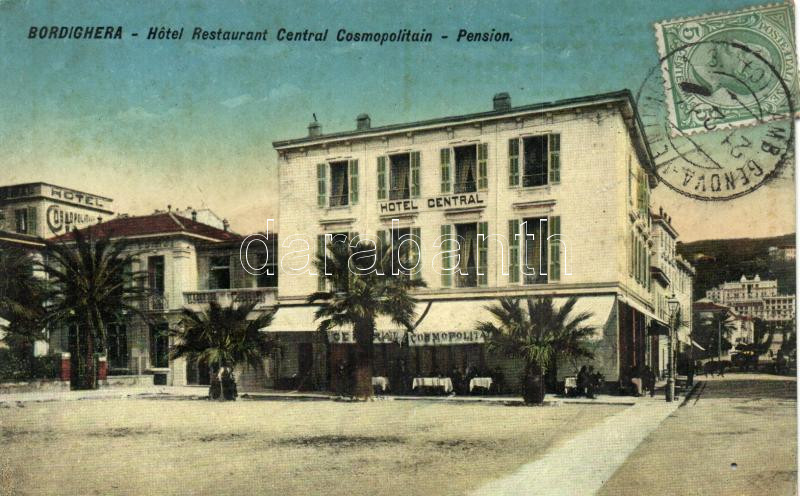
[654, 3, 799, 135]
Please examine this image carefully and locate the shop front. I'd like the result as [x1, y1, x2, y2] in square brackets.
[266, 295, 620, 395]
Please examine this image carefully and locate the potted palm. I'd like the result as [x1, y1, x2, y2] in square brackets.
[170, 301, 280, 400]
[478, 297, 596, 404]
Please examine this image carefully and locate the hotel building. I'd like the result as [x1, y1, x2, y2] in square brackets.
[268, 90, 669, 391]
[706, 275, 796, 323]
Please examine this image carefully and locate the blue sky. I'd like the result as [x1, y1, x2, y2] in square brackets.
[0, 0, 793, 240]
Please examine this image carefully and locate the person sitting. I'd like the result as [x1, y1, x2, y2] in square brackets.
[492, 367, 505, 395]
[449, 367, 464, 395]
[643, 365, 656, 397]
[576, 366, 589, 397]
[629, 365, 643, 397]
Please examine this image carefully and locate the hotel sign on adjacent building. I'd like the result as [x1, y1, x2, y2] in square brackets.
[46, 204, 97, 234]
[379, 193, 484, 214]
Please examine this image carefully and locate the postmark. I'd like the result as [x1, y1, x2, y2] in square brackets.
[637, 4, 796, 201]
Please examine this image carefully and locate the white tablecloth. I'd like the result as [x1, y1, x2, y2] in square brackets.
[469, 377, 493, 392]
[371, 376, 389, 392]
[412, 377, 453, 393]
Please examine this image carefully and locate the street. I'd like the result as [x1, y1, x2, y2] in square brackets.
[599, 374, 797, 496]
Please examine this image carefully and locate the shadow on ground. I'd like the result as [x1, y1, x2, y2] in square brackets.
[694, 379, 797, 400]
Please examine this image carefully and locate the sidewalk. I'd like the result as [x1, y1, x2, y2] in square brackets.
[0, 385, 639, 406]
[470, 396, 681, 496]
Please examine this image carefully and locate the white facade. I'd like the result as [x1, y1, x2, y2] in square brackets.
[706, 275, 796, 323]
[273, 90, 662, 385]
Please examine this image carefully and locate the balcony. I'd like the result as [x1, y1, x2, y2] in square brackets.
[183, 288, 277, 308]
[138, 294, 168, 312]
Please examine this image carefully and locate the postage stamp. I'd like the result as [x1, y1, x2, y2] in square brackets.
[638, 3, 797, 201]
[654, 3, 799, 135]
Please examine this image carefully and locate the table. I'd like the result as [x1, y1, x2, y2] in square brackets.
[371, 376, 390, 392]
[469, 377, 493, 392]
[564, 376, 577, 396]
[412, 377, 453, 393]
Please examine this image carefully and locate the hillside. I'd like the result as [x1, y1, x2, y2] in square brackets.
[677, 233, 796, 300]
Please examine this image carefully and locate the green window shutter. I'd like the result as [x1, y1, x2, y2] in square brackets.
[317, 163, 327, 208]
[377, 156, 387, 200]
[317, 234, 326, 291]
[478, 221, 488, 286]
[440, 148, 451, 193]
[27, 206, 37, 235]
[349, 160, 359, 205]
[508, 219, 520, 284]
[377, 230, 388, 258]
[629, 235, 634, 277]
[411, 227, 421, 280]
[478, 143, 489, 191]
[410, 151, 421, 198]
[509, 138, 519, 186]
[548, 134, 560, 183]
[548, 216, 561, 282]
[440, 224, 452, 287]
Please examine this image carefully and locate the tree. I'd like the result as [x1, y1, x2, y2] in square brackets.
[478, 297, 596, 404]
[308, 238, 425, 399]
[0, 245, 47, 377]
[170, 301, 280, 400]
[39, 229, 146, 389]
[693, 311, 736, 361]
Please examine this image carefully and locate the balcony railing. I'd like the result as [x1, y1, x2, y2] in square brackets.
[139, 294, 167, 312]
[389, 187, 410, 200]
[453, 180, 477, 194]
[329, 194, 349, 207]
[183, 288, 277, 307]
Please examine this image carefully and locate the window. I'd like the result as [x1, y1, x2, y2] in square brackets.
[318, 160, 358, 207]
[209, 255, 231, 290]
[455, 223, 478, 287]
[147, 256, 165, 295]
[454, 146, 477, 194]
[329, 161, 349, 207]
[107, 323, 128, 370]
[518, 134, 560, 187]
[523, 217, 548, 284]
[149, 323, 169, 369]
[255, 251, 278, 288]
[14, 208, 28, 234]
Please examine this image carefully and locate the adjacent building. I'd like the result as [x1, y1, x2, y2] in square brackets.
[269, 89, 670, 391]
[0, 183, 113, 238]
[48, 211, 278, 388]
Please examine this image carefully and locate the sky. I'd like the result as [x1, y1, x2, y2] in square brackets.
[0, 0, 794, 241]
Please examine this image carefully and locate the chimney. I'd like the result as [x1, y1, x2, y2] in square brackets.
[493, 92, 511, 111]
[191, 210, 197, 222]
[222, 219, 230, 232]
[308, 121, 322, 137]
[167, 204, 172, 212]
[356, 113, 371, 130]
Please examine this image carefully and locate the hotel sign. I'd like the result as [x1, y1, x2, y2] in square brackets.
[326, 329, 487, 346]
[379, 193, 484, 214]
[46, 204, 96, 234]
[48, 185, 111, 210]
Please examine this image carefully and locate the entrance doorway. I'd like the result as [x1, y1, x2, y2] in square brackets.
[297, 343, 314, 391]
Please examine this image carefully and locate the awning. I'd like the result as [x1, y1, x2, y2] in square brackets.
[648, 319, 670, 336]
[408, 295, 617, 346]
[263, 296, 618, 347]
[678, 332, 706, 351]
[263, 305, 405, 344]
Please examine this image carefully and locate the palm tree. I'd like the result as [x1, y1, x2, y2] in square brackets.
[308, 239, 425, 399]
[170, 301, 280, 400]
[0, 245, 47, 376]
[477, 297, 596, 404]
[39, 229, 146, 389]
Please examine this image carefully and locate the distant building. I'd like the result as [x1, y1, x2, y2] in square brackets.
[693, 299, 755, 357]
[706, 275, 795, 323]
[768, 245, 796, 261]
[650, 208, 696, 377]
[0, 183, 113, 238]
[172, 206, 228, 231]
